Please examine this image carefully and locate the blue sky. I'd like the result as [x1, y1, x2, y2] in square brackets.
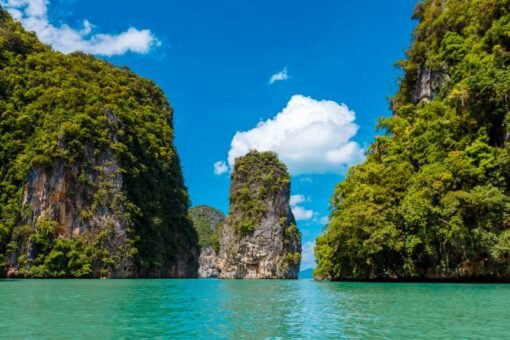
[3, 0, 418, 270]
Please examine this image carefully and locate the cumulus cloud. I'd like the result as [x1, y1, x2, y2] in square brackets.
[269, 67, 289, 84]
[289, 194, 313, 221]
[292, 206, 314, 221]
[1, 0, 159, 56]
[301, 241, 316, 270]
[289, 194, 307, 206]
[213, 161, 229, 175]
[225, 95, 364, 175]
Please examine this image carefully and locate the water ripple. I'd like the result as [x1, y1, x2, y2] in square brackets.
[0, 279, 509, 338]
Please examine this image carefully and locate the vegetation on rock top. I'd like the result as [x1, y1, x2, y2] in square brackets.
[229, 150, 291, 235]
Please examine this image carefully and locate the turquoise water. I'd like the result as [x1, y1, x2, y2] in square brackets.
[1, 279, 509, 338]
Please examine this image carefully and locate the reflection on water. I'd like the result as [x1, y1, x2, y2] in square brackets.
[1, 279, 509, 338]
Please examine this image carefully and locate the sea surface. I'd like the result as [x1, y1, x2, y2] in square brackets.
[1, 279, 509, 338]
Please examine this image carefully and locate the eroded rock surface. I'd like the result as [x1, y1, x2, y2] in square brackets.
[217, 151, 301, 279]
[412, 66, 450, 104]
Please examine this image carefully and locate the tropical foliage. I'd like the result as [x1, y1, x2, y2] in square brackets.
[315, 0, 510, 280]
[0, 7, 196, 277]
[189, 205, 225, 253]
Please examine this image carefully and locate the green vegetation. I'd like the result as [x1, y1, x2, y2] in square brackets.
[229, 151, 291, 234]
[189, 205, 225, 253]
[0, 7, 196, 277]
[283, 251, 301, 266]
[315, 0, 510, 280]
[13, 219, 134, 278]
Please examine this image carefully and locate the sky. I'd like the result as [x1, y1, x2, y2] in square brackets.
[2, 0, 418, 270]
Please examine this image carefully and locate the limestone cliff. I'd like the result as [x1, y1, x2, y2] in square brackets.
[314, 0, 510, 282]
[190, 205, 225, 278]
[217, 151, 301, 279]
[0, 8, 198, 278]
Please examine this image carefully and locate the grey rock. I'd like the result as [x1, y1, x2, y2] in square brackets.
[198, 246, 220, 278]
[217, 151, 301, 279]
[412, 66, 450, 104]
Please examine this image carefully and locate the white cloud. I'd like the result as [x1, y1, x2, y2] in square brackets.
[1, 0, 159, 56]
[319, 216, 329, 225]
[269, 67, 289, 84]
[289, 194, 307, 206]
[225, 95, 364, 175]
[213, 161, 229, 175]
[301, 241, 316, 270]
[289, 194, 313, 221]
[291, 205, 314, 221]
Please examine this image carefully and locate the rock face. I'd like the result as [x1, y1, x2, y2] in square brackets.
[217, 151, 301, 279]
[0, 8, 198, 278]
[13, 112, 134, 277]
[198, 247, 220, 278]
[189, 205, 225, 278]
[412, 66, 449, 104]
